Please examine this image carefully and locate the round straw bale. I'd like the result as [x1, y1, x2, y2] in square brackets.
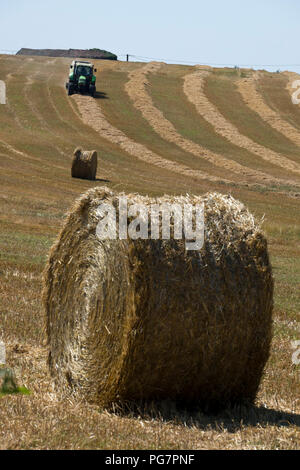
[71, 147, 97, 180]
[43, 187, 273, 409]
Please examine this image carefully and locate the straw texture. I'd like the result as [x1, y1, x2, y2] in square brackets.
[43, 187, 273, 409]
[71, 148, 97, 180]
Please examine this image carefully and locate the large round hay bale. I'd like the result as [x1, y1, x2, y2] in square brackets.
[43, 187, 273, 409]
[71, 147, 97, 180]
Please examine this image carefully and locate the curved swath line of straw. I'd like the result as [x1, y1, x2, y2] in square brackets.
[72, 93, 236, 186]
[237, 72, 300, 149]
[126, 62, 299, 189]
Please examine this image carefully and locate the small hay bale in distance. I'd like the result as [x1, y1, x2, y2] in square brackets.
[71, 147, 97, 180]
[43, 187, 273, 409]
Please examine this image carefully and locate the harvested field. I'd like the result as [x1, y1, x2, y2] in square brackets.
[98, 66, 245, 184]
[259, 71, 300, 138]
[125, 63, 300, 189]
[184, 68, 300, 181]
[237, 72, 300, 151]
[0, 54, 299, 450]
[72, 93, 233, 185]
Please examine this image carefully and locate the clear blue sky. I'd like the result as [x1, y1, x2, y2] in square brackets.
[1, 0, 300, 72]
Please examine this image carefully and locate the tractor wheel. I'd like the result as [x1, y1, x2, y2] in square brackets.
[67, 83, 74, 96]
[89, 85, 96, 97]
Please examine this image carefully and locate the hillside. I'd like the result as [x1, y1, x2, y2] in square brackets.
[0, 54, 299, 449]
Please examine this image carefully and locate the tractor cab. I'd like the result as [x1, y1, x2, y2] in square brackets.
[74, 62, 93, 77]
[77, 65, 91, 76]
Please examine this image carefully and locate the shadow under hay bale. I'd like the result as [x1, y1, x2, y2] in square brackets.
[71, 148, 97, 180]
[43, 187, 273, 410]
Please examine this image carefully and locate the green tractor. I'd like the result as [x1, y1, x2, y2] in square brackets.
[66, 60, 97, 97]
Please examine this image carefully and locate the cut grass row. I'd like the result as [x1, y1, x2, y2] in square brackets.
[259, 73, 300, 131]
[147, 66, 300, 186]
[98, 68, 239, 185]
[206, 71, 300, 164]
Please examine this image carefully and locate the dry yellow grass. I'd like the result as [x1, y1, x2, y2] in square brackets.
[238, 72, 300, 152]
[125, 62, 300, 191]
[72, 93, 229, 185]
[185, 68, 300, 180]
[0, 54, 299, 450]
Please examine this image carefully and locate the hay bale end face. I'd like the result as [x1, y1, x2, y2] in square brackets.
[71, 147, 97, 180]
[43, 187, 273, 409]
